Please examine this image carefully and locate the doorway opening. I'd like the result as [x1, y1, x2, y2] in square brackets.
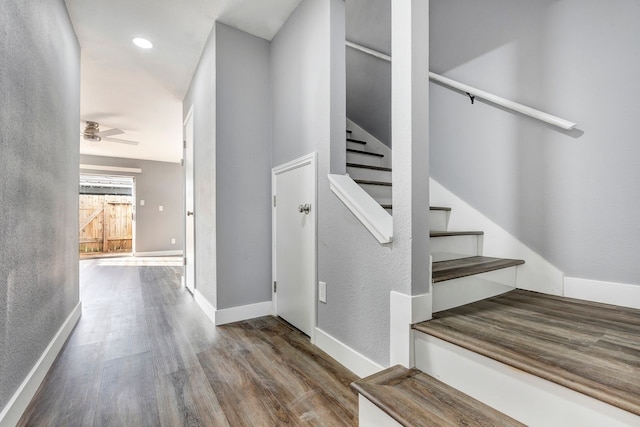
[79, 174, 135, 259]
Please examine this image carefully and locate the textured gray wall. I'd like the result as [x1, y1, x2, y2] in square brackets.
[430, 0, 640, 285]
[80, 155, 183, 253]
[272, 0, 405, 367]
[346, 0, 391, 148]
[183, 24, 218, 306]
[215, 23, 272, 309]
[0, 0, 80, 410]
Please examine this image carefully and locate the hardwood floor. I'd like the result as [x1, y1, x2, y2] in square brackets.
[18, 258, 358, 426]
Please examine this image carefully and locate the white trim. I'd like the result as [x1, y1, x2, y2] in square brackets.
[0, 302, 82, 427]
[79, 164, 142, 174]
[414, 332, 638, 426]
[328, 174, 393, 244]
[183, 104, 194, 127]
[272, 152, 318, 344]
[430, 178, 564, 296]
[194, 290, 217, 325]
[214, 301, 273, 326]
[564, 277, 640, 310]
[134, 250, 183, 257]
[389, 289, 433, 368]
[314, 327, 384, 379]
[358, 394, 402, 427]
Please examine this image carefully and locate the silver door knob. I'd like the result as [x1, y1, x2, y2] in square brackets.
[298, 204, 311, 214]
[187, 211, 194, 216]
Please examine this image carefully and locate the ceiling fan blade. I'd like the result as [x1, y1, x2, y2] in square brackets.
[103, 136, 139, 145]
[95, 128, 124, 137]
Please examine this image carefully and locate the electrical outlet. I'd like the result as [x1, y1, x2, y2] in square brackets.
[318, 281, 327, 304]
[171, 238, 176, 245]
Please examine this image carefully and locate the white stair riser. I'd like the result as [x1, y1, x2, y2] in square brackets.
[432, 267, 516, 313]
[414, 333, 636, 427]
[347, 151, 382, 167]
[357, 183, 392, 203]
[346, 166, 392, 182]
[429, 210, 449, 232]
[430, 234, 482, 261]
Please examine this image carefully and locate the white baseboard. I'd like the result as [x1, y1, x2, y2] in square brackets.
[430, 178, 564, 296]
[314, 327, 384, 379]
[564, 277, 640, 310]
[193, 291, 272, 326]
[134, 250, 183, 257]
[214, 301, 272, 326]
[0, 302, 82, 427]
[194, 290, 217, 325]
[390, 290, 432, 368]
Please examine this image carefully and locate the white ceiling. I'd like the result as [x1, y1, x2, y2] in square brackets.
[66, 0, 301, 163]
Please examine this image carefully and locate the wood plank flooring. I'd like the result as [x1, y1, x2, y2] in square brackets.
[413, 289, 640, 416]
[18, 258, 358, 426]
[352, 365, 524, 427]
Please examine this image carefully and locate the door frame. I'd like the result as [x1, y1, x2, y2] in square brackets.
[183, 105, 195, 293]
[272, 152, 318, 344]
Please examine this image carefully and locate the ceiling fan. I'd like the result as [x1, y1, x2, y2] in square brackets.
[81, 121, 139, 145]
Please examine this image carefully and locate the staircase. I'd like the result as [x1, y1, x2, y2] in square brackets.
[344, 126, 640, 426]
[345, 126, 525, 313]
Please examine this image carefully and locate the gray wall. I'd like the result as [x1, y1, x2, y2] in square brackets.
[272, 0, 405, 366]
[0, 0, 80, 411]
[183, 22, 272, 310]
[183, 24, 218, 306]
[345, 0, 391, 148]
[430, 0, 640, 285]
[215, 23, 272, 309]
[80, 155, 184, 253]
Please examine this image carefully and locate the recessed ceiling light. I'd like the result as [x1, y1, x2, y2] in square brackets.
[132, 37, 153, 49]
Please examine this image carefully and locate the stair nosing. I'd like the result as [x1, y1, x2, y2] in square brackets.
[354, 179, 392, 187]
[432, 256, 524, 283]
[346, 138, 367, 144]
[346, 148, 384, 157]
[430, 206, 451, 211]
[346, 163, 392, 172]
[430, 230, 484, 237]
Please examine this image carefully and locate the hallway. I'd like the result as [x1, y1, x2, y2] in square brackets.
[18, 258, 358, 426]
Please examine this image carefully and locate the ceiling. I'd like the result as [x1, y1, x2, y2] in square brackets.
[66, 0, 301, 163]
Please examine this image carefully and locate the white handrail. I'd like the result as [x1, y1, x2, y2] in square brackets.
[345, 40, 577, 131]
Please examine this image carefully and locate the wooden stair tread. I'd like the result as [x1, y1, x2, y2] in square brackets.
[430, 230, 483, 237]
[347, 148, 384, 157]
[381, 205, 452, 212]
[413, 289, 640, 416]
[346, 163, 392, 172]
[352, 365, 524, 427]
[346, 129, 352, 133]
[354, 179, 392, 187]
[346, 138, 367, 144]
[432, 256, 524, 283]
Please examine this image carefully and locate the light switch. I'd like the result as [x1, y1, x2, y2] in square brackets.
[140, 200, 145, 206]
[159, 205, 163, 212]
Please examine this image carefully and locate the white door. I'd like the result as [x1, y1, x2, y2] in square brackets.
[273, 153, 317, 338]
[184, 107, 195, 294]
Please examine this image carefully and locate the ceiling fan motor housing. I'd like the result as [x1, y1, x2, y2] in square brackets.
[83, 121, 102, 141]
